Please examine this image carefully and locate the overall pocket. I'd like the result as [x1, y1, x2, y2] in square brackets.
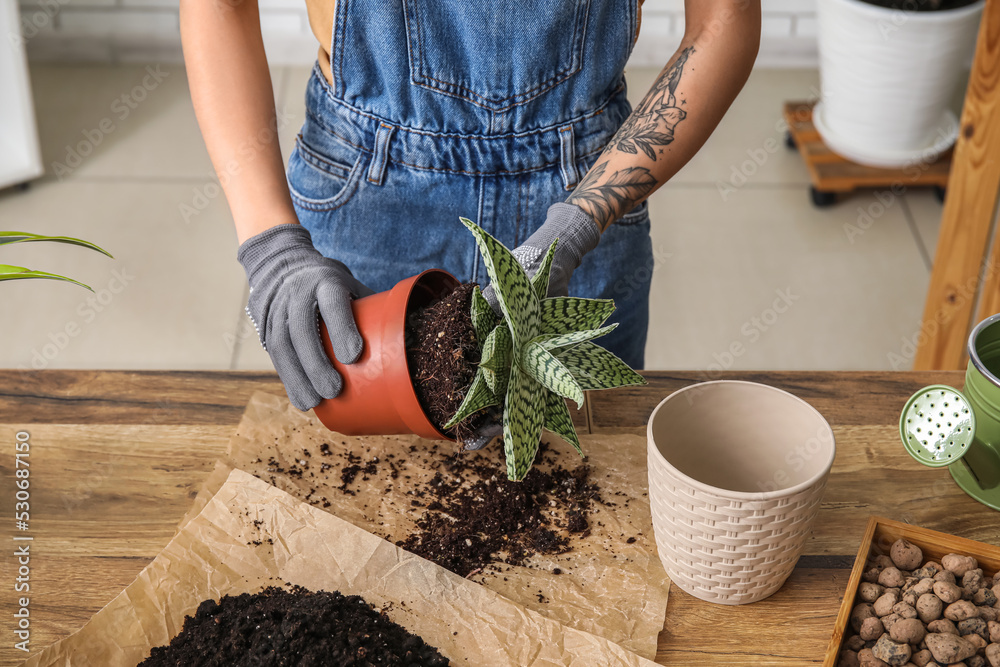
[401, 0, 591, 112]
[287, 130, 366, 212]
[617, 200, 649, 226]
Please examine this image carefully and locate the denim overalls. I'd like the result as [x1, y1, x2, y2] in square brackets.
[287, 0, 654, 369]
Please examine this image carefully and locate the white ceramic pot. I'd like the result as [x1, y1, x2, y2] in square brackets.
[816, 0, 983, 168]
[646, 381, 836, 605]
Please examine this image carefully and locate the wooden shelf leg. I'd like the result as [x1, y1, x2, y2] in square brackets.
[914, 0, 1000, 370]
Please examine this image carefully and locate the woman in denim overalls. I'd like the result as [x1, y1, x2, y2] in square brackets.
[181, 0, 761, 414]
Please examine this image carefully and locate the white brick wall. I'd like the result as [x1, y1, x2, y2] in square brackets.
[18, 0, 819, 67]
[632, 0, 819, 67]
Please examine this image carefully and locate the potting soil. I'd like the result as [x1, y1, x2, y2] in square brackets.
[139, 585, 449, 667]
[407, 282, 498, 443]
[398, 443, 598, 577]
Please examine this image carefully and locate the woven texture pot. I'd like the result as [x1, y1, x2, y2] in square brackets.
[647, 381, 835, 605]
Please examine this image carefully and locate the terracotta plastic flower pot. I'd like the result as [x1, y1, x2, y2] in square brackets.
[312, 269, 458, 440]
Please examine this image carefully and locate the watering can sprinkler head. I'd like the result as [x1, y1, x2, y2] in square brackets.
[899, 314, 1000, 510]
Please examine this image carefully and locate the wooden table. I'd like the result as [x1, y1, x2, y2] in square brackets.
[3, 370, 1000, 666]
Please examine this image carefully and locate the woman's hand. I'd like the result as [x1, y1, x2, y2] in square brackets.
[238, 224, 374, 411]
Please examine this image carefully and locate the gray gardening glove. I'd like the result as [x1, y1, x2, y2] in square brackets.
[470, 203, 600, 450]
[237, 223, 374, 412]
[462, 422, 503, 452]
[482, 202, 600, 310]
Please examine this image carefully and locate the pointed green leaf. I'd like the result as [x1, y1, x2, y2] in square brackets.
[530, 239, 557, 301]
[470, 285, 499, 346]
[480, 323, 513, 397]
[460, 218, 539, 347]
[443, 369, 498, 429]
[539, 323, 619, 352]
[520, 340, 585, 408]
[539, 297, 616, 335]
[0, 264, 94, 291]
[543, 391, 583, 457]
[556, 341, 647, 391]
[0, 231, 113, 258]
[503, 364, 544, 482]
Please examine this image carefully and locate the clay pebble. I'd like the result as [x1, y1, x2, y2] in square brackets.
[924, 632, 977, 664]
[891, 539, 924, 571]
[872, 634, 912, 666]
[943, 554, 979, 578]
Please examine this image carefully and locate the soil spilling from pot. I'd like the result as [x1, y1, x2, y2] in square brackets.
[139, 585, 449, 667]
[408, 282, 496, 443]
[398, 443, 600, 577]
[260, 439, 606, 580]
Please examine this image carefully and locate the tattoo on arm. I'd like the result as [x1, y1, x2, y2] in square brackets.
[567, 46, 694, 230]
[564, 161, 657, 229]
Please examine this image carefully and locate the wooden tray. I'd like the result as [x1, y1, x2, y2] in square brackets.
[823, 516, 1000, 666]
[783, 101, 952, 208]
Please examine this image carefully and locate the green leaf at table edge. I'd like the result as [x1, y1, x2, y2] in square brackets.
[0, 232, 113, 258]
[0, 264, 94, 291]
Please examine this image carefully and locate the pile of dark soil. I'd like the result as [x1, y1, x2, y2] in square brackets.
[140, 585, 449, 667]
[398, 444, 599, 577]
[407, 282, 496, 443]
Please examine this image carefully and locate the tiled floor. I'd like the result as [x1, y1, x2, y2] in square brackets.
[0, 64, 942, 372]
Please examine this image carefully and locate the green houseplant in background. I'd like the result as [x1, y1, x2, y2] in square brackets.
[1, 231, 112, 291]
[446, 218, 646, 482]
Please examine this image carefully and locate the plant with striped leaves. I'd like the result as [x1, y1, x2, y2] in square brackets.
[445, 218, 646, 481]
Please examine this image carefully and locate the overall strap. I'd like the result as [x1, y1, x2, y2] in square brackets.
[367, 123, 396, 186]
[558, 124, 580, 191]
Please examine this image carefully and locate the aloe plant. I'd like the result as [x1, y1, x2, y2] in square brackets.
[0, 231, 112, 291]
[445, 218, 646, 481]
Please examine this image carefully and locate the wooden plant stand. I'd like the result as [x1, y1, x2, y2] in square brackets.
[782, 100, 952, 207]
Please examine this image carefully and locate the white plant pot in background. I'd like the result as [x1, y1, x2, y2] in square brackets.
[816, 0, 983, 168]
[0, 3, 43, 189]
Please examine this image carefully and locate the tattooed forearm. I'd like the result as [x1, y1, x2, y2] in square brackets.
[565, 161, 657, 228]
[614, 46, 692, 161]
[567, 46, 695, 230]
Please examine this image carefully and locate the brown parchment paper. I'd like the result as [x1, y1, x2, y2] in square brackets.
[179, 391, 669, 659]
[23, 468, 658, 667]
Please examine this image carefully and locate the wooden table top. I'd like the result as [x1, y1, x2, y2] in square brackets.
[3, 369, 999, 666]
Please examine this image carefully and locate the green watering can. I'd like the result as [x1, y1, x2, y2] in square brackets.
[900, 313, 1000, 510]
